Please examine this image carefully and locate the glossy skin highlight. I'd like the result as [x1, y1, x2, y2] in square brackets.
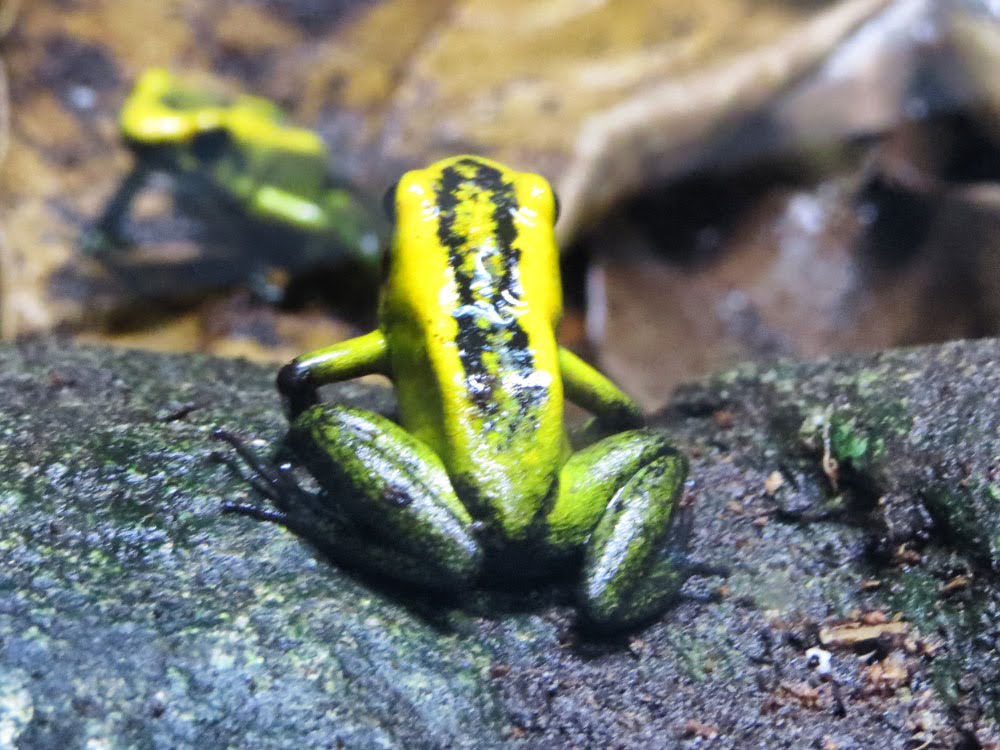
[258, 155, 697, 630]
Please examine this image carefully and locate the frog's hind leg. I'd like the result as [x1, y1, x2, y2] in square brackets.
[281, 404, 484, 589]
[214, 417, 482, 589]
[547, 430, 696, 631]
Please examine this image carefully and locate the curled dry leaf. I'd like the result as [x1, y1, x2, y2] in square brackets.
[818, 620, 909, 649]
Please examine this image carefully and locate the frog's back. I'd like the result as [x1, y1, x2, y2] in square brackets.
[381, 156, 565, 539]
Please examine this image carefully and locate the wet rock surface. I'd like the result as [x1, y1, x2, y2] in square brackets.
[0, 338, 997, 748]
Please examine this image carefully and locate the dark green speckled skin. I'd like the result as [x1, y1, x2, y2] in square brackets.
[289, 405, 481, 589]
[288, 404, 690, 630]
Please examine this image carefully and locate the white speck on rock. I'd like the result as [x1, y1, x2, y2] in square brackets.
[806, 646, 832, 676]
[0, 668, 34, 747]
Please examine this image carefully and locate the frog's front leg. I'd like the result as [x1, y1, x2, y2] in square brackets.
[81, 162, 152, 255]
[277, 330, 388, 418]
[545, 430, 692, 631]
[284, 403, 482, 589]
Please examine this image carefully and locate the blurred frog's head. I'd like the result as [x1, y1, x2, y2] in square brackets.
[117, 68, 323, 163]
[118, 68, 230, 147]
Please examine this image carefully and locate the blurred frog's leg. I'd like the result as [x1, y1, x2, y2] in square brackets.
[81, 163, 151, 255]
[286, 404, 482, 588]
[546, 429, 691, 631]
[558, 347, 643, 431]
[277, 330, 388, 418]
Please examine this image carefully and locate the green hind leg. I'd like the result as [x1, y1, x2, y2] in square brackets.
[546, 430, 693, 630]
[220, 404, 482, 590]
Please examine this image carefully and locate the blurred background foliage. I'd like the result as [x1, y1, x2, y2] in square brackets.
[2, 0, 999, 408]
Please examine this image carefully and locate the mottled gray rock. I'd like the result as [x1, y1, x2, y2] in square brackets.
[0, 338, 996, 748]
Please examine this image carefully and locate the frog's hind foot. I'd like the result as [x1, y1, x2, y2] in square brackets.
[221, 501, 288, 524]
[211, 428, 303, 523]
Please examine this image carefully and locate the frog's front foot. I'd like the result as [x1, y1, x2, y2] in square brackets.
[276, 361, 319, 419]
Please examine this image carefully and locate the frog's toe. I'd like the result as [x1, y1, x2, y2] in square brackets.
[221, 501, 289, 525]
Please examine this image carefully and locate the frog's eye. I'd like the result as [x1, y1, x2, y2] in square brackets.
[552, 191, 561, 224]
[381, 181, 399, 223]
[191, 128, 231, 163]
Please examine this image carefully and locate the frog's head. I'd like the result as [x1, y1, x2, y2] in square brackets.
[118, 68, 230, 148]
[381, 155, 562, 324]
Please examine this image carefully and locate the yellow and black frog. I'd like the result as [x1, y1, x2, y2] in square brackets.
[219, 155, 721, 630]
[84, 68, 381, 299]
